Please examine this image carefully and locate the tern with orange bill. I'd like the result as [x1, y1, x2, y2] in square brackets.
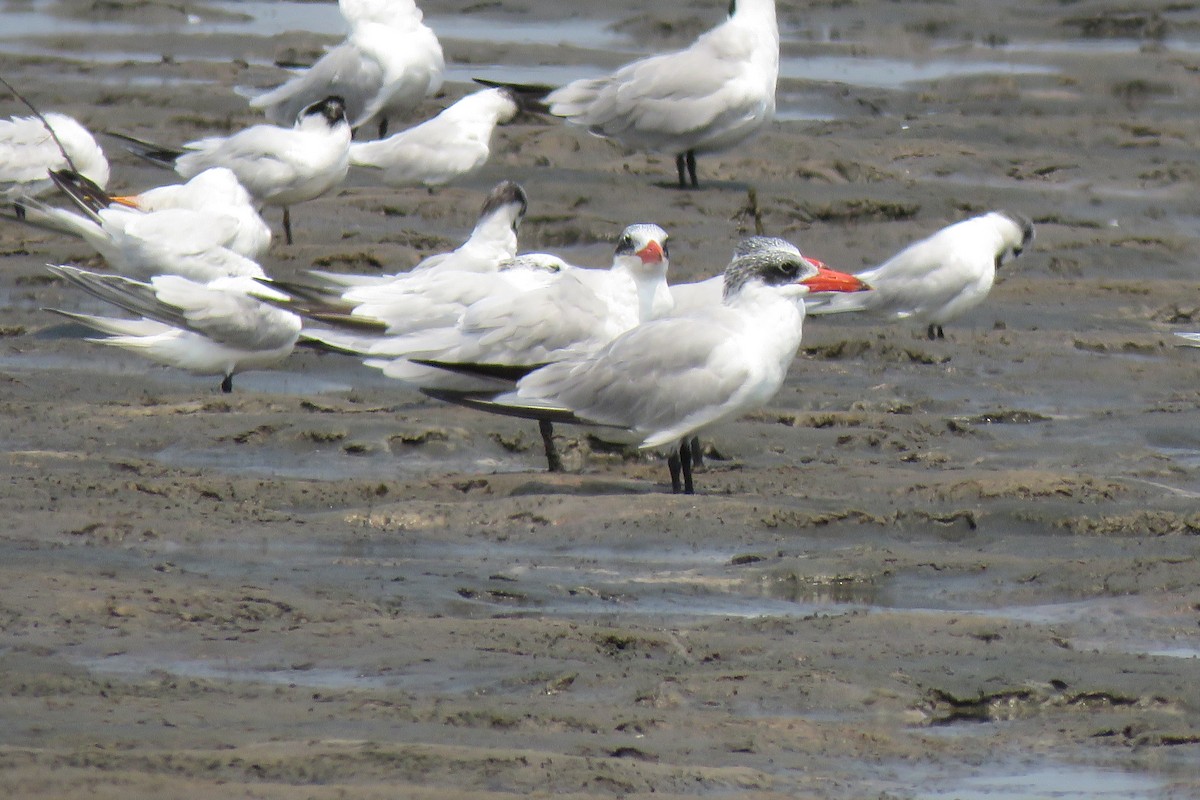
[423, 236, 869, 493]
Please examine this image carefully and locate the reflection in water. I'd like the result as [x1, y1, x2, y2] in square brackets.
[913, 765, 1167, 800]
[755, 571, 880, 605]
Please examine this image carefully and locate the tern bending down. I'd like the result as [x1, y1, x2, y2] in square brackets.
[0, 112, 109, 206]
[804, 210, 1034, 340]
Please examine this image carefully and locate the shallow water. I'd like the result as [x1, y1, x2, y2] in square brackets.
[0, 0, 1076, 116]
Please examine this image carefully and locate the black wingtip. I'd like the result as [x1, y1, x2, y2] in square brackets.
[410, 358, 546, 382]
[48, 168, 113, 216]
[474, 77, 553, 114]
[103, 130, 183, 169]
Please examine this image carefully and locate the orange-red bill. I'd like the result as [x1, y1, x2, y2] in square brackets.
[637, 239, 665, 264]
[801, 264, 870, 293]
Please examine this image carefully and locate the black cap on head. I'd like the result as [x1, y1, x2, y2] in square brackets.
[300, 95, 348, 127]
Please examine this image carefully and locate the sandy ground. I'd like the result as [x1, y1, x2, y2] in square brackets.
[1, 0, 1199, 797]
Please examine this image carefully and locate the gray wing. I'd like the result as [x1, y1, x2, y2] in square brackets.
[518, 312, 755, 446]
[250, 43, 383, 127]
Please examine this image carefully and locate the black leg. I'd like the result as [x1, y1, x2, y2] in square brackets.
[668, 450, 683, 493]
[686, 150, 698, 189]
[675, 153, 688, 189]
[926, 323, 937, 340]
[13, 202, 24, 221]
[689, 435, 704, 470]
[283, 206, 293, 245]
[539, 419, 564, 473]
[679, 439, 694, 494]
[377, 117, 388, 139]
[936, 325, 945, 340]
[220, 374, 233, 393]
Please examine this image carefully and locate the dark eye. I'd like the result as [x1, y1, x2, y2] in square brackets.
[619, 235, 632, 250]
[661, 242, 670, 259]
[775, 260, 801, 282]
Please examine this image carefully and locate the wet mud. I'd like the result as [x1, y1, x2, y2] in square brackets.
[0, 0, 1199, 797]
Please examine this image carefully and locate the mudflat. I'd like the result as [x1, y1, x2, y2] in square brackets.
[0, 1, 1198, 797]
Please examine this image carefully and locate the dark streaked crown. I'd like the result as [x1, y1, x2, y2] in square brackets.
[723, 237, 816, 299]
[480, 180, 528, 226]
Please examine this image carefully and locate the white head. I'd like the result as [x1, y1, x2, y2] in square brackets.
[612, 223, 669, 278]
[990, 210, 1035, 270]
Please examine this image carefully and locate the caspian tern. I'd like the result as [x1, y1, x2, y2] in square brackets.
[107, 96, 352, 245]
[424, 236, 868, 493]
[479, 0, 778, 189]
[349, 87, 519, 188]
[804, 210, 1035, 340]
[0, 112, 109, 205]
[246, 0, 444, 139]
[46, 265, 300, 393]
[9, 171, 267, 283]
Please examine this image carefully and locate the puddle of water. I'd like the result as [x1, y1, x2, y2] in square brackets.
[995, 36, 1200, 56]
[0, 2, 1063, 98]
[1143, 646, 1200, 659]
[780, 54, 1058, 89]
[913, 764, 1167, 799]
[81, 653, 396, 690]
[428, 13, 619, 49]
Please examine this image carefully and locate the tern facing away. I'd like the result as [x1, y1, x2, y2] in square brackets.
[480, 0, 778, 188]
[296, 180, 528, 294]
[102, 167, 273, 260]
[107, 96, 352, 245]
[349, 87, 520, 188]
[258, 182, 530, 345]
[0, 112, 109, 204]
[47, 265, 301, 393]
[424, 237, 869, 494]
[246, 0, 444, 138]
[804, 210, 1035, 340]
[12, 166, 272, 262]
[7, 170, 268, 284]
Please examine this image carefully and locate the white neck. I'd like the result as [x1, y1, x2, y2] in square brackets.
[612, 257, 673, 322]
